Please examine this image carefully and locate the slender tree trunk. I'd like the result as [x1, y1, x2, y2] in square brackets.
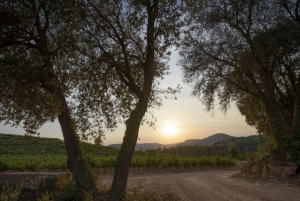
[38, 28, 95, 190]
[54, 86, 95, 190]
[110, 99, 148, 197]
[40, 75, 95, 189]
[291, 76, 300, 164]
[109, 1, 157, 198]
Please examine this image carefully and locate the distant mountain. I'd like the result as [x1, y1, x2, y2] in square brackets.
[179, 133, 234, 146]
[108, 133, 234, 151]
[163, 135, 267, 157]
[109, 143, 175, 150]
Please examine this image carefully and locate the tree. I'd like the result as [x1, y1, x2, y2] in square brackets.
[281, 0, 300, 24]
[0, 0, 99, 191]
[80, 0, 183, 197]
[180, 0, 300, 162]
[228, 144, 240, 159]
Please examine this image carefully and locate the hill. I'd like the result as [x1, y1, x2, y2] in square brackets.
[179, 133, 234, 146]
[0, 133, 264, 158]
[109, 133, 234, 150]
[161, 135, 268, 157]
[0, 133, 119, 156]
[109, 142, 174, 150]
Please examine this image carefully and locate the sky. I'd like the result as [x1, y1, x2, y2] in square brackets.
[0, 51, 257, 146]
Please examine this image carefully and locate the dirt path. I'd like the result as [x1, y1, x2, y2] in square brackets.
[98, 169, 300, 201]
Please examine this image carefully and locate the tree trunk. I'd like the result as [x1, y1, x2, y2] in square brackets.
[54, 86, 95, 190]
[260, 94, 288, 154]
[38, 60, 95, 190]
[109, 1, 157, 199]
[38, 32, 95, 190]
[110, 99, 147, 198]
[291, 77, 300, 164]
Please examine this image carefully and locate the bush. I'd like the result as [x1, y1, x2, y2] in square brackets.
[228, 144, 240, 159]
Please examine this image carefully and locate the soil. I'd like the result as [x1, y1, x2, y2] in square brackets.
[98, 165, 300, 201]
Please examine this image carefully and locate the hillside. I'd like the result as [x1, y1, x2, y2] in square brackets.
[109, 142, 176, 150]
[109, 133, 234, 150]
[162, 135, 268, 157]
[0, 133, 119, 156]
[179, 133, 234, 146]
[0, 133, 265, 158]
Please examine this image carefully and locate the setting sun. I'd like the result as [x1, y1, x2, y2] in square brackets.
[163, 122, 178, 136]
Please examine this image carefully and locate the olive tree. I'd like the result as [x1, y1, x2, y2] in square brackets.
[80, 0, 183, 197]
[180, 0, 300, 162]
[0, 0, 111, 190]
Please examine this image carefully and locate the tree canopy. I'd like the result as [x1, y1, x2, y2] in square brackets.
[79, 0, 184, 196]
[2, 0, 300, 199]
[0, 0, 98, 192]
[180, 0, 300, 162]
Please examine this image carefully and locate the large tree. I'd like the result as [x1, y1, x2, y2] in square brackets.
[0, 0, 103, 191]
[180, 0, 300, 162]
[80, 0, 183, 197]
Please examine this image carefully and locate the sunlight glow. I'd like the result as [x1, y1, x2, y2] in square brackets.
[163, 122, 178, 136]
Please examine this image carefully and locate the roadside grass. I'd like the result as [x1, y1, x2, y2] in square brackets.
[1, 182, 180, 201]
[124, 186, 180, 201]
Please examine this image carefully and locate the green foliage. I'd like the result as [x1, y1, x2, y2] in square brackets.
[180, 0, 300, 162]
[0, 182, 23, 201]
[0, 134, 235, 200]
[37, 191, 50, 201]
[0, 151, 235, 173]
[257, 134, 269, 156]
[228, 144, 240, 159]
[0, 154, 67, 171]
[53, 182, 92, 201]
[244, 147, 259, 162]
[0, 134, 118, 156]
[0, 153, 235, 172]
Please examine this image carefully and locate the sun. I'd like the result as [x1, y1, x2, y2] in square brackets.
[163, 122, 178, 136]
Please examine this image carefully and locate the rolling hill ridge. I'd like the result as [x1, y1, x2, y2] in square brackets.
[109, 133, 234, 150]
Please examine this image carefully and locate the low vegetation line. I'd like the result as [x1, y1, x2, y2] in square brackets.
[0, 154, 235, 172]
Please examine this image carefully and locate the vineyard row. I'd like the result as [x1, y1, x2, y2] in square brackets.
[0, 154, 235, 172]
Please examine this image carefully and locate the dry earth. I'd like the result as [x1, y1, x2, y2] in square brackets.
[98, 167, 300, 201]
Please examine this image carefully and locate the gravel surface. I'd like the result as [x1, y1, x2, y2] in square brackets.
[99, 168, 300, 201]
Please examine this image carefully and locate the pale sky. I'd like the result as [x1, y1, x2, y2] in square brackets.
[0, 50, 257, 146]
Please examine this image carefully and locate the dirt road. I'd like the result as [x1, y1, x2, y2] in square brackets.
[98, 169, 300, 201]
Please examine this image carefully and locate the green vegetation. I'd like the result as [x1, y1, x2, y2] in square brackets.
[228, 144, 240, 159]
[0, 151, 235, 172]
[124, 186, 180, 201]
[0, 134, 119, 156]
[2, 1, 300, 199]
[180, 0, 300, 163]
[0, 182, 22, 201]
[0, 134, 235, 172]
[159, 135, 268, 159]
